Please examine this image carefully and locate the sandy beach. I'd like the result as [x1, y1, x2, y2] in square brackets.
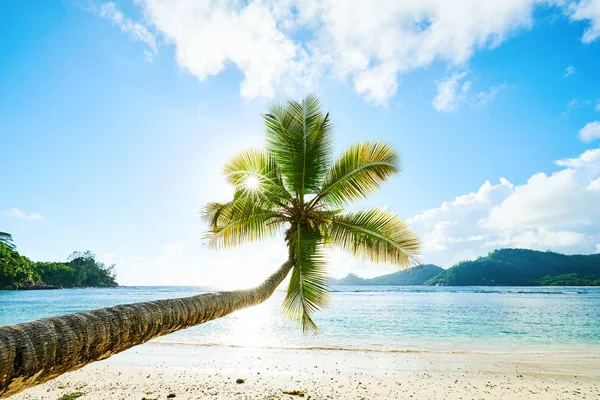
[10, 342, 600, 399]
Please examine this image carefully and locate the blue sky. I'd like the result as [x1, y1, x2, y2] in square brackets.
[1, 0, 600, 286]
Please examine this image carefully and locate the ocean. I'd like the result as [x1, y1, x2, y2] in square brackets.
[1, 286, 599, 354]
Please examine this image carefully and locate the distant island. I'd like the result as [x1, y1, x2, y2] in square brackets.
[331, 249, 600, 286]
[330, 264, 444, 286]
[0, 232, 118, 290]
[425, 248, 600, 286]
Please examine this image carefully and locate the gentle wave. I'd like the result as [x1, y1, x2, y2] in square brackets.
[330, 287, 591, 294]
[148, 340, 599, 356]
[103, 286, 595, 295]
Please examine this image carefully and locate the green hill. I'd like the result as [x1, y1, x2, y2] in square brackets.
[330, 264, 444, 286]
[1, 233, 118, 289]
[425, 249, 600, 286]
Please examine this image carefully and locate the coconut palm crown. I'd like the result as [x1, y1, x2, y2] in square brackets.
[202, 94, 420, 332]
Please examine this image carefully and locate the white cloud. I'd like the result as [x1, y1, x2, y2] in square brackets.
[564, 100, 577, 117]
[564, 65, 576, 77]
[408, 148, 600, 266]
[354, 64, 399, 106]
[293, 0, 536, 104]
[476, 84, 509, 107]
[92, 0, 600, 103]
[6, 208, 44, 220]
[588, 177, 600, 190]
[432, 73, 508, 111]
[98, 2, 157, 61]
[555, 148, 600, 168]
[432, 72, 471, 112]
[565, 98, 580, 113]
[563, 99, 596, 115]
[137, 0, 316, 99]
[578, 121, 600, 142]
[485, 229, 586, 248]
[569, 0, 600, 43]
[143, 49, 154, 63]
[482, 169, 599, 230]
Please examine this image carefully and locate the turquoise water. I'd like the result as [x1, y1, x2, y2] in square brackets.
[1, 286, 599, 353]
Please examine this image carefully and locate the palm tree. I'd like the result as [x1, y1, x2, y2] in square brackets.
[0, 95, 419, 398]
[203, 94, 420, 331]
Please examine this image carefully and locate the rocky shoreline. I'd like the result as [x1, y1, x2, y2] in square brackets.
[2, 282, 120, 290]
[2, 282, 63, 290]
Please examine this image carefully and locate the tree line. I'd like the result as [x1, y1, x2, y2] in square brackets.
[424, 248, 600, 286]
[0, 232, 117, 289]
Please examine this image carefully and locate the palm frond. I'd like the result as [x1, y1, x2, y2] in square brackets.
[223, 147, 292, 206]
[282, 224, 329, 333]
[327, 208, 420, 268]
[201, 198, 284, 249]
[202, 201, 230, 228]
[311, 141, 400, 208]
[263, 94, 333, 198]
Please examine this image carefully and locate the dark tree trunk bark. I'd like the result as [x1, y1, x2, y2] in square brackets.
[0, 259, 293, 398]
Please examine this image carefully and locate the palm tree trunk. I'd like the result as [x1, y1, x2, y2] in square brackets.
[0, 259, 293, 398]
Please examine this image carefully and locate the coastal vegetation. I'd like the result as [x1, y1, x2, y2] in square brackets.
[0, 94, 420, 397]
[330, 264, 443, 285]
[0, 234, 117, 289]
[331, 249, 600, 286]
[0, 232, 15, 250]
[425, 249, 600, 286]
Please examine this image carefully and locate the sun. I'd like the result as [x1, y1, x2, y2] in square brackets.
[244, 176, 261, 191]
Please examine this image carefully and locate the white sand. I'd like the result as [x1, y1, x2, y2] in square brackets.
[10, 343, 600, 399]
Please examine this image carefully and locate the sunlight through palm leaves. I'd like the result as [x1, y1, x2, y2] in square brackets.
[203, 94, 420, 333]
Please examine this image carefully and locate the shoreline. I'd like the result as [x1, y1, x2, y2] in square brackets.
[1, 284, 119, 291]
[145, 339, 600, 355]
[10, 342, 600, 399]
